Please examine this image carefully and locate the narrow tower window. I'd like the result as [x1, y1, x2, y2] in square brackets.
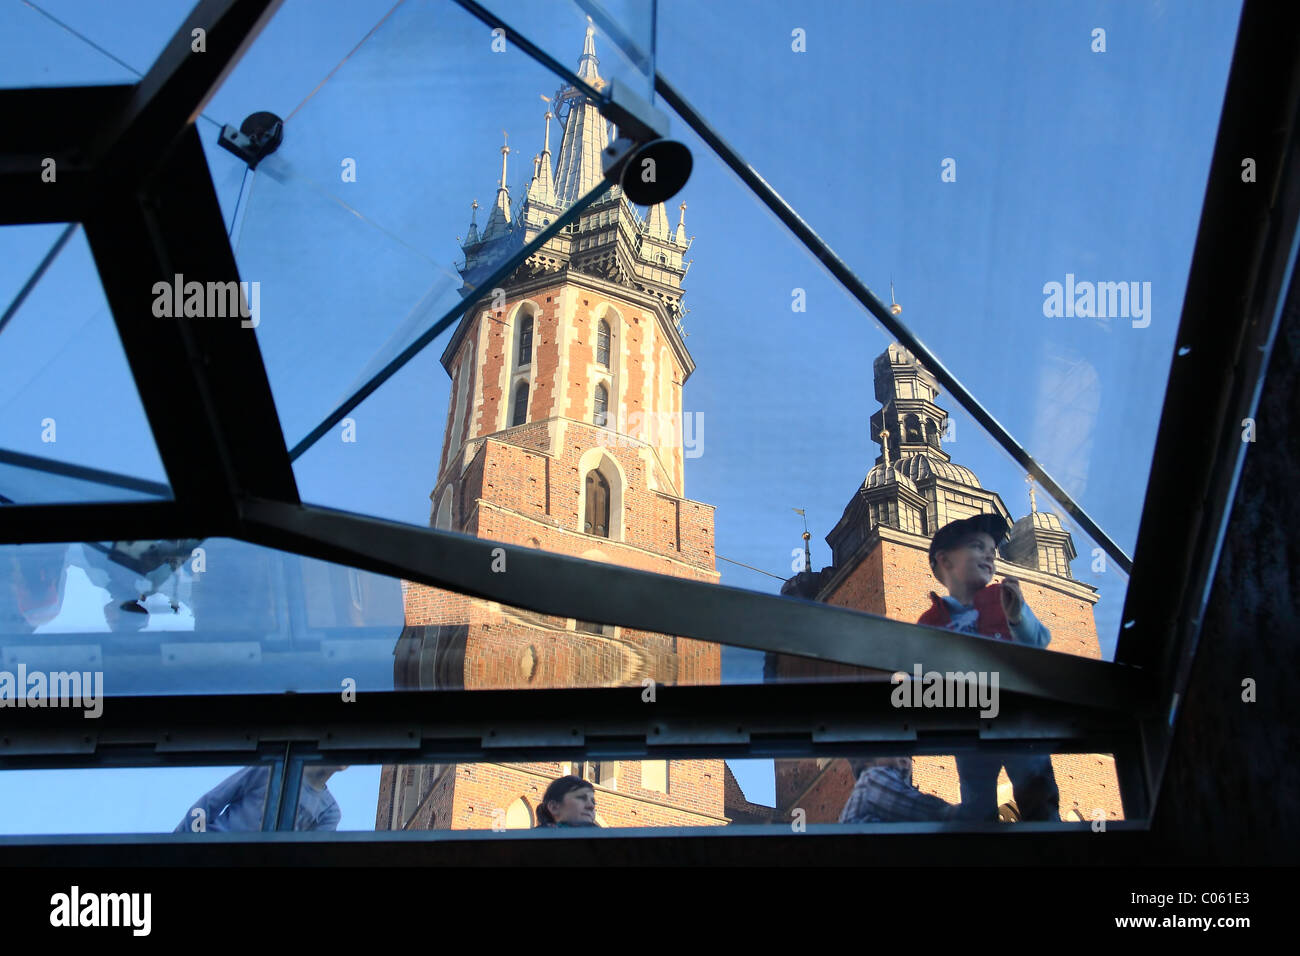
[518, 314, 533, 366]
[594, 383, 608, 427]
[597, 318, 611, 367]
[585, 469, 610, 537]
[511, 382, 529, 427]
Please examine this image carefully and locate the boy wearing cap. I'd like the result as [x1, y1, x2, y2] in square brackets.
[920, 514, 1061, 822]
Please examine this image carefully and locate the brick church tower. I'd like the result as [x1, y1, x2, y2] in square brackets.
[376, 27, 731, 831]
[769, 343, 1125, 823]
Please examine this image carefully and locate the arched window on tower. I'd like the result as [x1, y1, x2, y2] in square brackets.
[596, 318, 610, 367]
[925, 418, 940, 447]
[511, 382, 529, 427]
[585, 469, 610, 537]
[904, 414, 922, 444]
[594, 383, 608, 427]
[518, 314, 533, 366]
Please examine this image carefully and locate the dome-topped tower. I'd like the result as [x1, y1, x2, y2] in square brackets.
[823, 344, 1015, 569]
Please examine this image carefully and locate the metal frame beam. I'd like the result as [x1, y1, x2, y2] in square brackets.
[234, 498, 1152, 712]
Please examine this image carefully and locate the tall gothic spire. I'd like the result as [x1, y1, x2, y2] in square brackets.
[552, 23, 610, 205]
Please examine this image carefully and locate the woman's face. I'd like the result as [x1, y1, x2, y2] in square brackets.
[549, 785, 596, 824]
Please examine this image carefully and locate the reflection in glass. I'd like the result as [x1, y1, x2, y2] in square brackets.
[174, 764, 349, 833]
[371, 751, 1122, 832]
[0, 539, 404, 695]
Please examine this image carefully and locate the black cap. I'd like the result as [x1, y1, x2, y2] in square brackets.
[928, 513, 1009, 568]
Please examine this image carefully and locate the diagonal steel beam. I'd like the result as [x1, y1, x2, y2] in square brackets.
[0, 501, 208, 544]
[83, 125, 298, 520]
[0, 448, 172, 500]
[237, 498, 1153, 712]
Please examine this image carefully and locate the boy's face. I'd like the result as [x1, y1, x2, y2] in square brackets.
[937, 532, 997, 591]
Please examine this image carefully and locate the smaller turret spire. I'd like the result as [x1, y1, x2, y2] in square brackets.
[483, 134, 512, 239]
[464, 198, 480, 245]
[1026, 473, 1037, 513]
[675, 201, 688, 245]
[794, 508, 812, 575]
[526, 103, 557, 207]
[645, 202, 670, 240]
[880, 427, 892, 468]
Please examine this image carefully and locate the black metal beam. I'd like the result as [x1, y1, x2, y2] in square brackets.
[82, 125, 298, 521]
[0, 823, 1157, 867]
[91, 0, 283, 179]
[254, 499, 1151, 712]
[0, 681, 1138, 770]
[0, 449, 171, 499]
[0, 501, 206, 544]
[0, 86, 131, 226]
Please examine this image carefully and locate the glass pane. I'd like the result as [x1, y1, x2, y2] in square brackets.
[220, 0, 618, 452]
[0, 764, 280, 834]
[0, 749, 1125, 836]
[656, 0, 1242, 558]
[0, 225, 169, 497]
[0, 0, 174, 88]
[282, 10, 1135, 684]
[364, 750, 1124, 832]
[0, 224, 72, 315]
[0, 457, 167, 505]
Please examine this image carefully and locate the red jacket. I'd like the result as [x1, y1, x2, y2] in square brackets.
[916, 585, 1012, 641]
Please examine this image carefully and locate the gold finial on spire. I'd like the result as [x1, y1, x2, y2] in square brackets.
[890, 277, 902, 315]
[1026, 473, 1037, 513]
[678, 201, 687, 227]
[880, 427, 892, 468]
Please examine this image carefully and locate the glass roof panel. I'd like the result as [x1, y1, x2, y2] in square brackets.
[655, 0, 1242, 559]
[0, 225, 169, 502]
[216, 0, 617, 453]
[0, 0, 190, 88]
[291, 52, 1135, 669]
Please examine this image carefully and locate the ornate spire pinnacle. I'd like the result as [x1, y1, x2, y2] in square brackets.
[483, 134, 512, 239]
[553, 26, 610, 205]
[880, 428, 892, 468]
[645, 202, 670, 240]
[794, 508, 813, 575]
[1026, 473, 1037, 513]
[464, 198, 480, 245]
[675, 201, 688, 244]
[577, 19, 600, 83]
[527, 104, 557, 207]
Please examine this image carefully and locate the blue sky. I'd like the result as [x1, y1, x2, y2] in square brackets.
[0, 0, 1241, 824]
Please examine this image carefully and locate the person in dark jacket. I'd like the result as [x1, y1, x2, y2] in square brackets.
[535, 774, 600, 827]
